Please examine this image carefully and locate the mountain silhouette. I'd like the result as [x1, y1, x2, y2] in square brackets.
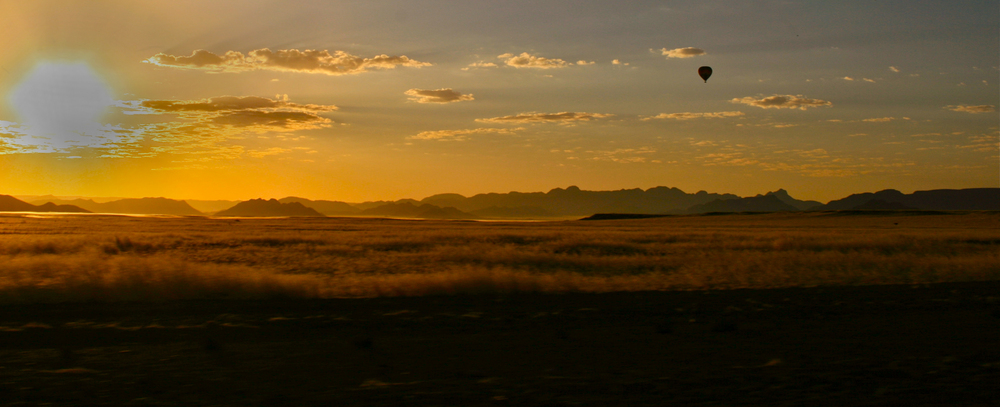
[685, 194, 800, 214]
[215, 199, 325, 217]
[814, 188, 1000, 211]
[849, 199, 917, 210]
[278, 197, 361, 216]
[185, 199, 241, 214]
[33, 197, 202, 215]
[765, 189, 823, 210]
[360, 202, 474, 219]
[418, 186, 740, 216]
[469, 206, 556, 218]
[1, 195, 90, 213]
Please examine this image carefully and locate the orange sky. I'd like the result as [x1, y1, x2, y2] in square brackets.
[1, 0, 997, 202]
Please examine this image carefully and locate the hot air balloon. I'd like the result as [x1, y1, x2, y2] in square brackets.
[698, 66, 712, 83]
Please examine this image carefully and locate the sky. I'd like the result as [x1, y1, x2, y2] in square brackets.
[0, 0, 997, 203]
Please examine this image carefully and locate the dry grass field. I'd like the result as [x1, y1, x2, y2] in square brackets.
[1, 211, 998, 302]
[1, 212, 998, 406]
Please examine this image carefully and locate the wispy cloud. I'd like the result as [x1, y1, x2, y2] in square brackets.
[122, 95, 336, 131]
[862, 117, 905, 122]
[655, 47, 706, 58]
[498, 52, 571, 69]
[730, 95, 832, 110]
[642, 111, 744, 121]
[944, 105, 996, 113]
[407, 127, 523, 141]
[889, 66, 901, 73]
[587, 147, 657, 163]
[960, 133, 1000, 152]
[476, 112, 613, 124]
[404, 88, 474, 104]
[99, 95, 337, 160]
[144, 49, 431, 75]
[462, 61, 498, 70]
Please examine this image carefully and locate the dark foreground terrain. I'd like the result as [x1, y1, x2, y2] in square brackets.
[1, 282, 998, 406]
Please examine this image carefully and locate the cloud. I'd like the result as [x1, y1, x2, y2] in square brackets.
[656, 47, 706, 58]
[144, 48, 431, 75]
[121, 95, 337, 132]
[862, 117, 910, 122]
[476, 112, 614, 124]
[889, 66, 900, 73]
[843, 76, 854, 81]
[642, 111, 744, 121]
[133, 95, 337, 113]
[730, 95, 832, 110]
[404, 88, 474, 104]
[697, 152, 759, 166]
[92, 95, 338, 160]
[863, 78, 876, 83]
[588, 147, 657, 163]
[407, 127, 523, 141]
[497, 52, 571, 69]
[576, 60, 595, 66]
[246, 147, 291, 158]
[959, 133, 1000, 152]
[945, 105, 996, 113]
[463, 61, 498, 70]
[611, 59, 630, 66]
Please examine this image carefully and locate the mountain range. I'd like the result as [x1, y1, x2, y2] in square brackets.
[0, 195, 90, 213]
[3, 187, 997, 219]
[215, 199, 325, 217]
[30, 197, 201, 216]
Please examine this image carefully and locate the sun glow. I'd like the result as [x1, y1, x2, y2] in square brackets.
[6, 61, 116, 151]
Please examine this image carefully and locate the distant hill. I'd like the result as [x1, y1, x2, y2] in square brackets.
[814, 188, 1000, 211]
[469, 206, 556, 218]
[215, 199, 325, 217]
[352, 199, 419, 211]
[1, 195, 90, 213]
[685, 194, 800, 214]
[417, 186, 740, 216]
[278, 197, 361, 216]
[850, 199, 917, 210]
[186, 199, 241, 214]
[360, 202, 474, 219]
[765, 189, 823, 210]
[32, 197, 202, 216]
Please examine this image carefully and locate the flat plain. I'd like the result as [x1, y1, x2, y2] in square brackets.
[1, 211, 998, 405]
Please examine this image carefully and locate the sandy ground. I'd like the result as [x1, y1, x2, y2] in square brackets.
[1, 281, 999, 406]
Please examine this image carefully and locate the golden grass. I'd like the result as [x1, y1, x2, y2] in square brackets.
[1, 212, 998, 302]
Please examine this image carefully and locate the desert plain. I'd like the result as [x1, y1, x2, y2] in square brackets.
[0, 211, 998, 405]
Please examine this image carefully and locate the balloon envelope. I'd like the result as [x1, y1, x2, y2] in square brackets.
[698, 66, 712, 83]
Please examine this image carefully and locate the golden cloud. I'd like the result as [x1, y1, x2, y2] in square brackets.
[498, 52, 570, 69]
[144, 49, 431, 75]
[136, 95, 337, 113]
[462, 61, 498, 70]
[642, 111, 744, 121]
[122, 95, 337, 132]
[656, 47, 706, 58]
[407, 127, 524, 141]
[730, 95, 832, 110]
[945, 105, 996, 113]
[404, 88, 474, 104]
[862, 117, 900, 122]
[476, 112, 614, 124]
